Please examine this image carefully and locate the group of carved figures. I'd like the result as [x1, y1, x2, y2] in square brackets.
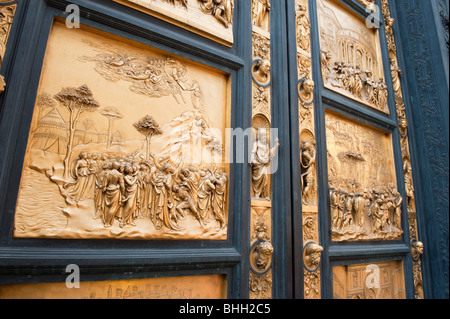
[329, 182, 403, 236]
[162, 0, 234, 29]
[64, 151, 228, 231]
[322, 55, 388, 110]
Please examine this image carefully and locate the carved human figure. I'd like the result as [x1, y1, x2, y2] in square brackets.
[353, 192, 366, 229]
[250, 129, 279, 200]
[334, 188, 346, 230]
[179, 167, 200, 208]
[197, 169, 216, 222]
[212, 170, 227, 229]
[252, 0, 270, 28]
[298, 79, 315, 104]
[173, 183, 204, 227]
[85, 153, 99, 198]
[351, 66, 363, 98]
[252, 59, 271, 85]
[403, 160, 415, 211]
[304, 243, 323, 270]
[321, 50, 332, 79]
[300, 140, 316, 204]
[102, 161, 125, 228]
[390, 58, 402, 96]
[65, 151, 91, 202]
[120, 165, 140, 228]
[296, 4, 311, 51]
[411, 240, 424, 260]
[375, 78, 388, 108]
[372, 198, 384, 233]
[94, 162, 109, 221]
[330, 186, 339, 228]
[254, 241, 274, 270]
[151, 158, 180, 230]
[198, 0, 234, 28]
[342, 192, 355, 230]
[151, 171, 169, 230]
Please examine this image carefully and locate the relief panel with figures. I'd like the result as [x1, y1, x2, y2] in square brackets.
[318, 0, 389, 113]
[326, 112, 403, 241]
[13, 22, 231, 240]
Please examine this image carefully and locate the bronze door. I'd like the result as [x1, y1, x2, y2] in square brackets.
[286, 0, 425, 299]
[0, 0, 434, 300]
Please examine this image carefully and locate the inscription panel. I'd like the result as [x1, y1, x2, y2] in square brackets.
[0, 274, 227, 299]
[326, 112, 403, 241]
[13, 22, 231, 240]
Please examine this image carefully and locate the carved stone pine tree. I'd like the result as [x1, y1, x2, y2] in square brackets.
[54, 84, 100, 179]
[101, 106, 123, 147]
[133, 115, 163, 160]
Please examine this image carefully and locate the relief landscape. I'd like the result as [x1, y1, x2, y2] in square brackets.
[14, 22, 230, 240]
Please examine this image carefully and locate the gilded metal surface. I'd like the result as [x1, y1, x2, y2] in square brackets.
[0, 2, 17, 94]
[333, 261, 405, 299]
[250, 0, 273, 299]
[318, 0, 389, 113]
[326, 112, 403, 241]
[380, 0, 424, 298]
[113, 0, 234, 46]
[13, 22, 231, 240]
[0, 274, 227, 299]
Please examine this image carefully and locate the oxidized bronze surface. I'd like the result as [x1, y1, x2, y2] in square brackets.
[0, 274, 227, 299]
[13, 22, 231, 240]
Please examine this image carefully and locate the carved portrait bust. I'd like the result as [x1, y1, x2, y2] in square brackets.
[303, 242, 323, 271]
[252, 59, 271, 86]
[298, 79, 315, 104]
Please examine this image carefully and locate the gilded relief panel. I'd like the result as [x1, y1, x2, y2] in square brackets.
[326, 112, 403, 241]
[113, 0, 234, 46]
[249, 0, 275, 300]
[333, 261, 405, 299]
[318, 0, 389, 113]
[13, 22, 231, 240]
[0, 274, 227, 299]
[0, 1, 17, 93]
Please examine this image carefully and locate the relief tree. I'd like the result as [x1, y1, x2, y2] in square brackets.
[101, 106, 123, 147]
[54, 84, 100, 179]
[36, 92, 57, 120]
[133, 115, 163, 160]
